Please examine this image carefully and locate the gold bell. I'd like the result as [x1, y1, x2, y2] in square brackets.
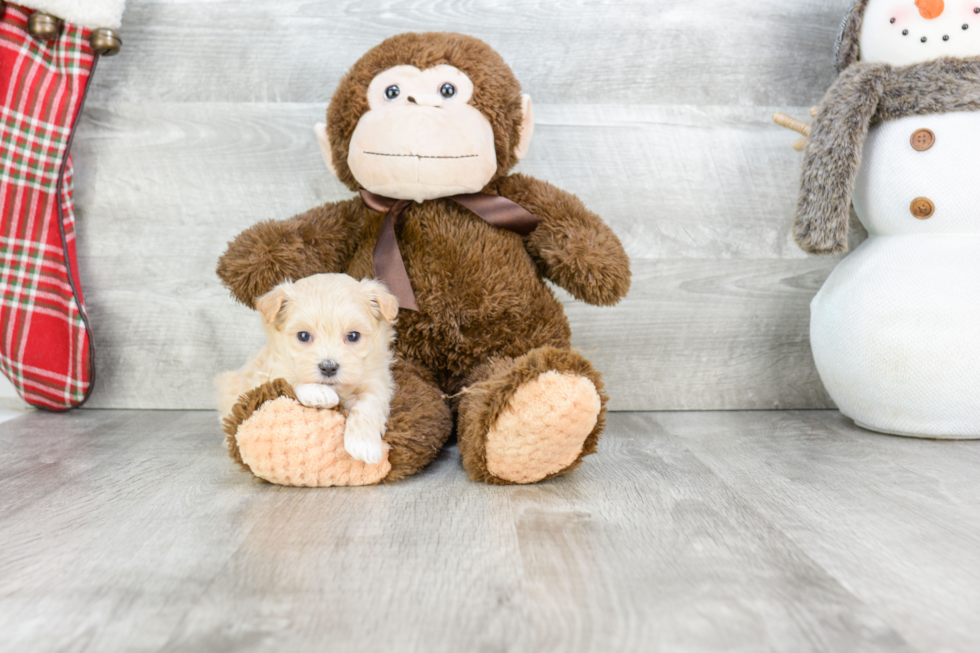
[28, 12, 61, 40]
[89, 28, 122, 56]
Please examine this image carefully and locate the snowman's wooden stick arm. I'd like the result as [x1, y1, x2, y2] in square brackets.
[773, 112, 811, 152]
[773, 107, 820, 151]
[773, 113, 811, 136]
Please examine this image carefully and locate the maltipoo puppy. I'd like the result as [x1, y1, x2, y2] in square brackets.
[216, 273, 398, 464]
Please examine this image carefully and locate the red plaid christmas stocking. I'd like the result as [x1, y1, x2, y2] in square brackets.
[0, 3, 99, 409]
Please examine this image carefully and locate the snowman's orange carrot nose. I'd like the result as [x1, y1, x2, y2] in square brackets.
[915, 0, 944, 19]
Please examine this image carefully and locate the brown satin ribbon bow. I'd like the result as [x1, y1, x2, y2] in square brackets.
[359, 189, 539, 311]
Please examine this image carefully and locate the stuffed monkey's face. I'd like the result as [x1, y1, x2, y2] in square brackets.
[860, 0, 980, 65]
[346, 64, 499, 202]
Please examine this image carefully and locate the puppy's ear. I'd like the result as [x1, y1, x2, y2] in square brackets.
[361, 279, 399, 323]
[255, 283, 290, 327]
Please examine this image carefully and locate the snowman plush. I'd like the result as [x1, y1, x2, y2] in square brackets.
[793, 0, 980, 438]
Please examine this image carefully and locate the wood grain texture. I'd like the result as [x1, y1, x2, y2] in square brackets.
[655, 410, 980, 653]
[72, 102, 839, 261]
[75, 256, 840, 411]
[56, 0, 867, 409]
[87, 0, 850, 106]
[2, 409, 978, 652]
[563, 258, 838, 411]
[70, 102, 853, 410]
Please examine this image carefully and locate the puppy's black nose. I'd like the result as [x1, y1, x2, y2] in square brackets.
[318, 360, 339, 378]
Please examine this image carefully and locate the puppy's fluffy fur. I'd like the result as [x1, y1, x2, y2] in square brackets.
[216, 273, 398, 464]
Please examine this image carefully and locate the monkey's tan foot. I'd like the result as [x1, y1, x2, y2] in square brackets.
[485, 371, 601, 483]
[222, 379, 390, 487]
[457, 347, 607, 484]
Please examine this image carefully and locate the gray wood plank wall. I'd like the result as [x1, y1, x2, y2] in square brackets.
[16, 0, 861, 410]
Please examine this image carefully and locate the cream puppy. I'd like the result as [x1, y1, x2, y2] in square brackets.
[216, 273, 398, 464]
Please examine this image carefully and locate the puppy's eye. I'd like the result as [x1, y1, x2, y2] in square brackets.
[297, 332, 312, 343]
[346, 332, 360, 343]
[440, 83, 456, 98]
[385, 85, 400, 100]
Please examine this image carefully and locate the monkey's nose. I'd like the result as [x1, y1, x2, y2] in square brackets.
[915, 0, 944, 19]
[318, 360, 339, 377]
[405, 94, 442, 108]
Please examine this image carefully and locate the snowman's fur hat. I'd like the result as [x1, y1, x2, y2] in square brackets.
[795, 1, 980, 254]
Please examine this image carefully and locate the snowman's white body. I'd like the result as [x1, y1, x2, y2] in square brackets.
[810, 112, 980, 437]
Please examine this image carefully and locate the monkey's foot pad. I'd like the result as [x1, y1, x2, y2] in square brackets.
[485, 372, 601, 484]
[234, 397, 390, 487]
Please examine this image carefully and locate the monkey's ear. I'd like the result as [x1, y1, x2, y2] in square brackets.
[513, 94, 534, 162]
[314, 122, 338, 178]
[255, 283, 291, 327]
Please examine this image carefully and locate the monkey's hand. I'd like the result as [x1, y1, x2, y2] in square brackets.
[496, 174, 631, 306]
[216, 198, 364, 307]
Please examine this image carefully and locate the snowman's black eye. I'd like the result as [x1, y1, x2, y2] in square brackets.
[921, 36, 928, 42]
[440, 83, 456, 98]
[964, 24, 970, 30]
[903, 29, 909, 35]
[385, 85, 400, 100]
[975, 7, 979, 13]
[890, 17, 896, 24]
[943, 34, 950, 41]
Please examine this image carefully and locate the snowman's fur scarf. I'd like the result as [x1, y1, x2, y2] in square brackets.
[796, 56, 980, 254]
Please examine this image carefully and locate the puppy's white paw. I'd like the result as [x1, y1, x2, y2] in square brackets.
[294, 383, 340, 409]
[344, 428, 384, 465]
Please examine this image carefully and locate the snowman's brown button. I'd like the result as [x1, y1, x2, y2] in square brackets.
[911, 128, 935, 151]
[910, 197, 935, 219]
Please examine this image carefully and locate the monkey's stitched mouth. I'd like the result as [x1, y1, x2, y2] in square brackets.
[363, 151, 479, 160]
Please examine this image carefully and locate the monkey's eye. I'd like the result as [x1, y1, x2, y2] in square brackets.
[297, 331, 312, 343]
[385, 85, 400, 100]
[440, 83, 456, 98]
[346, 332, 360, 343]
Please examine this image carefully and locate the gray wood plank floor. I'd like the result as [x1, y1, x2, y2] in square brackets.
[1, 410, 977, 653]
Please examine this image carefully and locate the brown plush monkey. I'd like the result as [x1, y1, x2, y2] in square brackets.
[218, 32, 631, 486]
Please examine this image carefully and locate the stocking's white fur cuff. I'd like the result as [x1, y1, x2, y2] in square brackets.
[16, 0, 126, 29]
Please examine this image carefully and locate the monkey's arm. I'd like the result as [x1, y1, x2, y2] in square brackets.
[216, 198, 365, 306]
[496, 174, 631, 306]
